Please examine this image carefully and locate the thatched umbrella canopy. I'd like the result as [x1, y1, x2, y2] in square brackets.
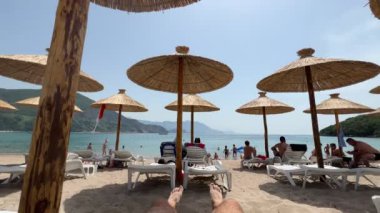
[90, 0, 199, 12]
[304, 93, 374, 152]
[92, 89, 147, 151]
[369, 0, 380, 19]
[257, 48, 380, 168]
[0, 99, 17, 111]
[0, 55, 103, 92]
[19, 1, 200, 211]
[236, 92, 294, 157]
[165, 94, 219, 144]
[16, 96, 83, 112]
[128, 46, 233, 184]
[369, 85, 380, 94]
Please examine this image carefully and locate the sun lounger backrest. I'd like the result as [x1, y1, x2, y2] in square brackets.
[186, 146, 207, 159]
[67, 152, 79, 160]
[160, 142, 176, 157]
[282, 144, 307, 163]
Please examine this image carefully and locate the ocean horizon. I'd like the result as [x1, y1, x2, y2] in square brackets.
[1, 132, 379, 159]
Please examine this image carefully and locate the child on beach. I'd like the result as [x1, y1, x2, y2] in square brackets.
[87, 143, 92, 150]
[224, 146, 229, 159]
[213, 152, 219, 160]
[232, 144, 237, 159]
[102, 138, 108, 156]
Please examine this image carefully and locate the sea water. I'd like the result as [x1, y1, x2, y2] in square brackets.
[1, 132, 380, 159]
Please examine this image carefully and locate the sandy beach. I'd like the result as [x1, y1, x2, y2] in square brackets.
[0, 154, 379, 213]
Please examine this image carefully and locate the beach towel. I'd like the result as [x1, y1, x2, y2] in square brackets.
[290, 144, 307, 152]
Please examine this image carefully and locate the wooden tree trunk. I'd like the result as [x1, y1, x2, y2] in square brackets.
[115, 105, 122, 151]
[305, 66, 324, 168]
[191, 106, 194, 144]
[176, 57, 184, 185]
[262, 107, 269, 157]
[18, 0, 90, 212]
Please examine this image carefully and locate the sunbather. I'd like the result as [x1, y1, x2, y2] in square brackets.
[346, 138, 380, 168]
[271, 136, 287, 158]
[330, 143, 344, 157]
[242, 140, 256, 160]
[148, 184, 243, 213]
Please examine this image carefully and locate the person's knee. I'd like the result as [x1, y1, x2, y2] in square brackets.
[213, 199, 243, 213]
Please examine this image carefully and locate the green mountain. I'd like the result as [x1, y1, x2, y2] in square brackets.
[320, 114, 380, 137]
[0, 88, 168, 134]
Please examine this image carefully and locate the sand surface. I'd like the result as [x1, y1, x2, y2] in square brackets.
[0, 154, 379, 213]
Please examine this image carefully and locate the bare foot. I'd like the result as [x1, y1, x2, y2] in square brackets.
[209, 183, 223, 209]
[168, 186, 184, 208]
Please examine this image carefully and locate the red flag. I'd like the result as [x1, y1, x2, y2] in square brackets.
[92, 104, 106, 132]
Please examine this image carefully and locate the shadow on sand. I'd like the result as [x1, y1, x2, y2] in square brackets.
[64, 176, 227, 213]
[259, 181, 378, 213]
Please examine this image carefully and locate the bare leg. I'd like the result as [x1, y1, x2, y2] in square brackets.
[210, 183, 243, 213]
[147, 186, 183, 213]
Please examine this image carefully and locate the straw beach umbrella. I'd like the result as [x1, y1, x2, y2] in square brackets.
[16, 96, 83, 112]
[92, 89, 147, 151]
[18, 1, 200, 211]
[90, 0, 199, 12]
[304, 93, 374, 152]
[0, 55, 103, 92]
[165, 94, 220, 144]
[369, 85, 380, 94]
[128, 46, 233, 184]
[236, 92, 294, 157]
[257, 48, 380, 168]
[0, 99, 17, 111]
[369, 0, 380, 19]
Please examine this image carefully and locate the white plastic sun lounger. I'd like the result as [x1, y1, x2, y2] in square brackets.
[65, 159, 86, 179]
[266, 164, 304, 186]
[183, 160, 232, 191]
[351, 167, 380, 190]
[372, 195, 380, 213]
[300, 164, 351, 190]
[0, 164, 26, 184]
[127, 163, 176, 190]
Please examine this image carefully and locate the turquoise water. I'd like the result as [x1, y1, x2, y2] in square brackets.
[0, 132, 379, 159]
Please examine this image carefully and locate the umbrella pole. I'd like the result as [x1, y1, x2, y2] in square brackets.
[191, 106, 194, 144]
[334, 112, 343, 155]
[262, 107, 269, 157]
[115, 105, 122, 151]
[305, 66, 324, 168]
[176, 57, 184, 185]
[18, 0, 90, 212]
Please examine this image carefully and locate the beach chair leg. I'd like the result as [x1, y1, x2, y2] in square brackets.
[184, 173, 189, 189]
[362, 175, 377, 188]
[226, 172, 232, 191]
[170, 171, 175, 189]
[128, 170, 133, 190]
[355, 174, 361, 191]
[285, 172, 297, 187]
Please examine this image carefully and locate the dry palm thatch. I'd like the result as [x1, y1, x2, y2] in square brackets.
[303, 93, 374, 114]
[91, 89, 147, 112]
[90, 0, 199, 12]
[0, 55, 103, 92]
[165, 94, 219, 112]
[127, 46, 233, 184]
[369, 0, 380, 19]
[370, 85, 380, 94]
[236, 92, 294, 115]
[0, 99, 16, 111]
[16, 96, 83, 113]
[236, 92, 294, 157]
[257, 48, 380, 92]
[127, 46, 233, 94]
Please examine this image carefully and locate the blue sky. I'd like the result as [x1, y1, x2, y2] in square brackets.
[1, 0, 380, 134]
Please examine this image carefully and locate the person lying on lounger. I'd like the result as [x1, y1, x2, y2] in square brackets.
[147, 184, 243, 213]
[346, 138, 380, 168]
